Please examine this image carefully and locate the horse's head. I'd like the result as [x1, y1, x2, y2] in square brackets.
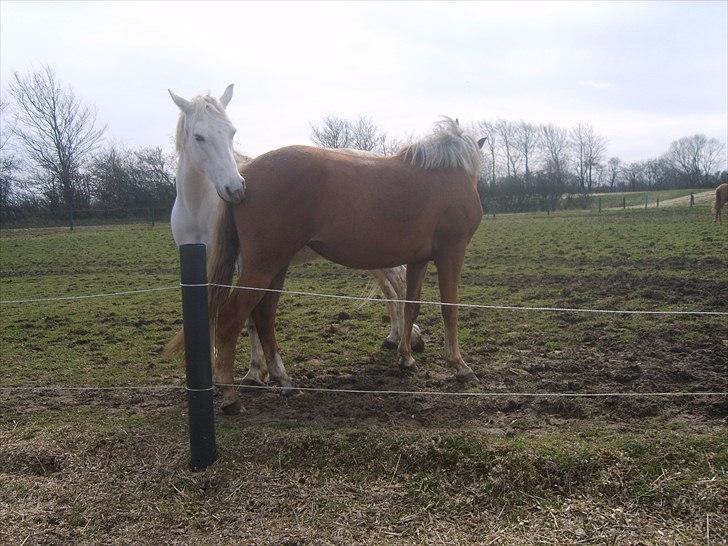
[169, 84, 246, 203]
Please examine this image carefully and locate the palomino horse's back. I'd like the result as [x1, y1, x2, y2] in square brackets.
[237, 144, 482, 270]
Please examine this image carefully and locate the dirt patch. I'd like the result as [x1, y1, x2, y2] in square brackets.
[2, 325, 725, 429]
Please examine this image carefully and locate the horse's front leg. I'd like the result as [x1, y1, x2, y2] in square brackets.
[215, 271, 278, 414]
[435, 245, 478, 383]
[397, 261, 428, 373]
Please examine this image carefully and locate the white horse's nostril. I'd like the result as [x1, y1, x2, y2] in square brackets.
[224, 183, 245, 203]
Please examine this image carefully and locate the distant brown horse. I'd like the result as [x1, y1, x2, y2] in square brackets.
[713, 183, 728, 223]
[201, 118, 485, 413]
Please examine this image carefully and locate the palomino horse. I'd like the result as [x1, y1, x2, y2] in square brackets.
[713, 183, 728, 223]
[167, 86, 422, 389]
[201, 117, 485, 413]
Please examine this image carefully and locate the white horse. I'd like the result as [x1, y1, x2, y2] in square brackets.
[168, 85, 423, 389]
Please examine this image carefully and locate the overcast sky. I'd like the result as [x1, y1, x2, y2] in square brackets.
[1, 1, 726, 164]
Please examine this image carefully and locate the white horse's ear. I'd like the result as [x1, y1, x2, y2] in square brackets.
[220, 84, 234, 108]
[169, 90, 192, 114]
[477, 137, 487, 149]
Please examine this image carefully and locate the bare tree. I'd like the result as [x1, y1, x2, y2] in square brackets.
[540, 124, 569, 184]
[570, 123, 588, 191]
[606, 157, 621, 191]
[665, 134, 725, 187]
[513, 121, 540, 181]
[378, 135, 407, 156]
[310, 115, 352, 149]
[310, 114, 402, 155]
[8, 66, 105, 211]
[477, 121, 499, 185]
[349, 116, 383, 151]
[496, 119, 519, 178]
[643, 158, 668, 190]
[0, 99, 19, 215]
[584, 125, 607, 191]
[623, 162, 645, 191]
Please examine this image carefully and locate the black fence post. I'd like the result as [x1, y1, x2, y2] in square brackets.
[179, 244, 217, 471]
[690, 193, 694, 207]
[69, 209, 74, 231]
[622, 196, 626, 209]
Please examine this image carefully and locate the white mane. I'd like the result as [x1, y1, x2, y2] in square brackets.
[399, 117, 482, 176]
[174, 94, 228, 154]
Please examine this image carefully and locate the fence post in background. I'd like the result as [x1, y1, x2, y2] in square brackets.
[68, 209, 74, 231]
[180, 244, 217, 471]
[657, 196, 659, 208]
[622, 196, 626, 209]
[690, 193, 694, 207]
[598, 197, 602, 214]
[644, 194, 648, 210]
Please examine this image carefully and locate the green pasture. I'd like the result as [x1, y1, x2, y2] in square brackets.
[1, 204, 726, 543]
[585, 187, 708, 208]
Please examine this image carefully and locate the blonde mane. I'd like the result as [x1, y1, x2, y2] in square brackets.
[398, 117, 482, 176]
[174, 94, 229, 154]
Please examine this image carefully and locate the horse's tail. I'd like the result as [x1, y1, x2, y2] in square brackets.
[207, 203, 240, 328]
[163, 203, 239, 357]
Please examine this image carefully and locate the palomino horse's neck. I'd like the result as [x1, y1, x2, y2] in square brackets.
[175, 152, 219, 210]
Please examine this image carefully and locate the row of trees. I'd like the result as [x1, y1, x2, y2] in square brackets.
[1, 66, 726, 224]
[1, 66, 176, 224]
[310, 115, 726, 212]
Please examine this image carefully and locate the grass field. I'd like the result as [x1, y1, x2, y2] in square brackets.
[1, 205, 727, 543]
[587, 188, 712, 209]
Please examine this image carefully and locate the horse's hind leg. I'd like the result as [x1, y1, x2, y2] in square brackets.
[240, 322, 268, 386]
[397, 261, 428, 373]
[371, 268, 425, 353]
[250, 266, 296, 394]
[435, 244, 478, 382]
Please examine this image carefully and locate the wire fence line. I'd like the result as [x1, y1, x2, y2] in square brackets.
[1, 280, 725, 400]
[0, 286, 178, 304]
[1, 281, 726, 316]
[0, 383, 725, 398]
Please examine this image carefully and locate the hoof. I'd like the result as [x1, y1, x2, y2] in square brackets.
[381, 338, 398, 350]
[280, 386, 301, 397]
[269, 379, 300, 396]
[398, 356, 418, 373]
[456, 371, 479, 384]
[221, 396, 243, 415]
[411, 336, 425, 354]
[239, 376, 267, 388]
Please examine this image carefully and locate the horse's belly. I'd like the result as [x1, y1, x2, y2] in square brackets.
[290, 246, 323, 266]
[307, 237, 432, 270]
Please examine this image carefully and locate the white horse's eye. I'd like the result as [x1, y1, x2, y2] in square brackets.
[194, 134, 205, 143]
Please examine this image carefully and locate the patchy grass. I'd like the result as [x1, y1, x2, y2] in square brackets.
[1, 407, 726, 544]
[1, 205, 727, 542]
